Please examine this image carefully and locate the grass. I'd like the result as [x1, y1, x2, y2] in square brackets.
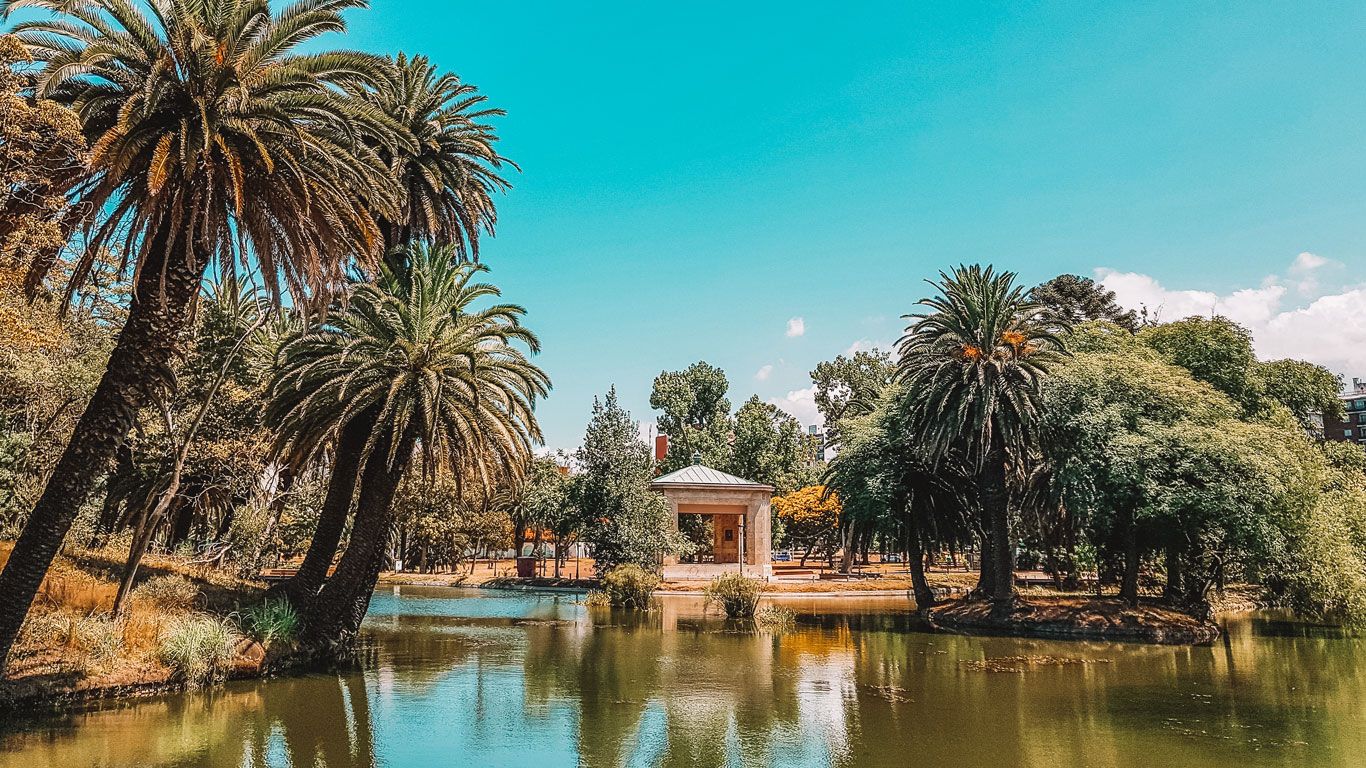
[597, 564, 659, 610]
[1, 541, 266, 705]
[241, 599, 299, 648]
[704, 573, 762, 619]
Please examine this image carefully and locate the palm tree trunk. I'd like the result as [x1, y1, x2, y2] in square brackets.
[906, 508, 936, 610]
[281, 411, 375, 607]
[302, 428, 416, 649]
[978, 444, 1015, 614]
[0, 223, 208, 666]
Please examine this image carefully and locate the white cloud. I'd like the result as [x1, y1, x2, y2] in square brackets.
[1292, 251, 1328, 272]
[768, 385, 822, 427]
[1097, 256, 1366, 378]
[786, 317, 806, 338]
[844, 338, 893, 356]
[754, 364, 773, 381]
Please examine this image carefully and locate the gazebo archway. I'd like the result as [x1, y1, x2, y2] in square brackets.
[650, 463, 774, 580]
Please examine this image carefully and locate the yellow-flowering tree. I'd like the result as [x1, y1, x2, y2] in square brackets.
[772, 485, 841, 567]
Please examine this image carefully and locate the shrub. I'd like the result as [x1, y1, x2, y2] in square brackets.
[159, 615, 240, 686]
[242, 599, 299, 647]
[754, 604, 796, 632]
[133, 574, 201, 613]
[598, 563, 659, 609]
[704, 573, 762, 619]
[583, 590, 612, 608]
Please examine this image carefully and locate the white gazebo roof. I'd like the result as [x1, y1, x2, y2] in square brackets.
[650, 464, 773, 491]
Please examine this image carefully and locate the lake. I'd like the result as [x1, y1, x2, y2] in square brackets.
[1, 587, 1362, 767]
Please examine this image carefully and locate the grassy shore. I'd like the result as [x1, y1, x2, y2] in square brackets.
[0, 542, 269, 713]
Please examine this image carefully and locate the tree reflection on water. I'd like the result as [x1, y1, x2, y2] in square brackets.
[1, 592, 1363, 768]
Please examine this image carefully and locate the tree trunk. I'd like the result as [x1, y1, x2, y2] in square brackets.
[280, 411, 375, 607]
[906, 509, 936, 610]
[1120, 516, 1140, 607]
[301, 429, 415, 649]
[0, 223, 208, 666]
[1163, 542, 1183, 605]
[838, 522, 856, 574]
[978, 444, 1015, 615]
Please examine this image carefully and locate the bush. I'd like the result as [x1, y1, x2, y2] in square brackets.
[242, 599, 299, 647]
[598, 563, 659, 609]
[159, 615, 240, 686]
[704, 572, 762, 619]
[754, 604, 795, 632]
[133, 574, 200, 613]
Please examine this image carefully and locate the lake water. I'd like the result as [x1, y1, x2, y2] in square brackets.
[1, 587, 1362, 767]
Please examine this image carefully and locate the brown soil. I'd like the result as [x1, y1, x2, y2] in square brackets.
[928, 596, 1222, 645]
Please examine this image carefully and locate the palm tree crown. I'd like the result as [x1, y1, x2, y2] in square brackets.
[896, 264, 1065, 465]
[4, 0, 400, 304]
[267, 242, 549, 487]
[351, 52, 512, 259]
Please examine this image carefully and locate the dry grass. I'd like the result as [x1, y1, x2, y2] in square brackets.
[0, 541, 264, 701]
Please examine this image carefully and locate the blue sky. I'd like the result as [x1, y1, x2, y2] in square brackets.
[20, 1, 1366, 449]
[334, 0, 1366, 450]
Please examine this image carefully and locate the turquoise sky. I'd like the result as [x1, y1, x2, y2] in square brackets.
[337, 0, 1366, 450]
[22, 1, 1366, 449]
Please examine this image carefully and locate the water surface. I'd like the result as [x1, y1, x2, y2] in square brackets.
[1, 587, 1362, 767]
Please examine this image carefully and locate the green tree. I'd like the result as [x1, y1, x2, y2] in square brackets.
[729, 396, 817, 493]
[282, 51, 512, 608]
[1030, 274, 1139, 332]
[268, 243, 548, 644]
[574, 388, 689, 571]
[1255, 359, 1345, 430]
[0, 0, 394, 663]
[809, 349, 894, 428]
[896, 264, 1065, 611]
[649, 362, 731, 470]
[1140, 316, 1259, 410]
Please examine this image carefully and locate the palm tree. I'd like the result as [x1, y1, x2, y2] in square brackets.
[896, 265, 1064, 613]
[267, 242, 548, 644]
[0, 0, 398, 663]
[275, 53, 513, 606]
[352, 52, 513, 259]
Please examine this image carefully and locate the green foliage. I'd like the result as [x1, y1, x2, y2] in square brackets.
[574, 388, 691, 570]
[897, 264, 1066, 463]
[131, 575, 200, 613]
[268, 242, 549, 481]
[242, 599, 300, 648]
[1030, 274, 1139, 332]
[650, 361, 733, 471]
[730, 396, 819, 493]
[158, 615, 241, 687]
[1141, 316, 1259, 411]
[704, 572, 762, 619]
[598, 564, 659, 610]
[1255, 359, 1345, 428]
[810, 349, 895, 427]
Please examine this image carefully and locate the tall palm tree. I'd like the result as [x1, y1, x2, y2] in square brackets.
[277, 53, 513, 605]
[0, 0, 397, 664]
[353, 52, 513, 260]
[267, 242, 548, 644]
[896, 265, 1064, 613]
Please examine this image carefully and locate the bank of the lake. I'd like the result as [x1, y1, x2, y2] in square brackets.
[2, 586, 1362, 768]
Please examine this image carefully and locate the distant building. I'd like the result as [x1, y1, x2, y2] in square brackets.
[1326, 378, 1366, 447]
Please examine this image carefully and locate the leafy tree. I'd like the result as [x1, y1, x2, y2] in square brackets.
[0, 35, 86, 296]
[0, 0, 395, 664]
[650, 362, 731, 470]
[1030, 274, 1139, 332]
[729, 396, 817, 493]
[347, 53, 512, 259]
[267, 243, 547, 643]
[574, 388, 689, 571]
[1255, 359, 1345, 430]
[771, 485, 841, 567]
[809, 349, 894, 429]
[897, 264, 1065, 610]
[1140, 316, 1259, 411]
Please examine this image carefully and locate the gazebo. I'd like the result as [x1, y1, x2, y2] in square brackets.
[651, 462, 774, 580]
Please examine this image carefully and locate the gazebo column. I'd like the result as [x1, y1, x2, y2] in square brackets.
[663, 498, 680, 566]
